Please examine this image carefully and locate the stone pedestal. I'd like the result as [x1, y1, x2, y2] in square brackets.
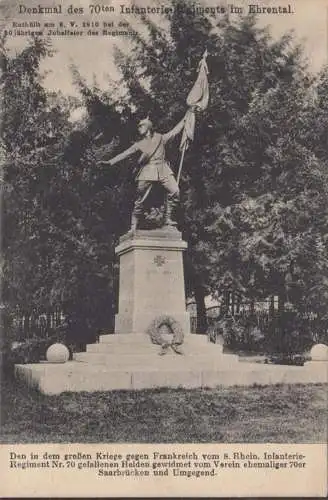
[114, 227, 190, 335]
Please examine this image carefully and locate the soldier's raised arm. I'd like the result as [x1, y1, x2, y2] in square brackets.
[101, 143, 140, 166]
[162, 113, 188, 143]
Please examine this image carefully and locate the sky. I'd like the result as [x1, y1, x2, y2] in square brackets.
[2, 0, 328, 96]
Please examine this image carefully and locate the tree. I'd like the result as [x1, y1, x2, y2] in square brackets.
[1, 39, 131, 344]
[2, 38, 70, 339]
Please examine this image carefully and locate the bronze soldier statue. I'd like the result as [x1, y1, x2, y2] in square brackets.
[101, 114, 187, 231]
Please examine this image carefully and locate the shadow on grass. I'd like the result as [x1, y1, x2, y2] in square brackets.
[1, 374, 327, 443]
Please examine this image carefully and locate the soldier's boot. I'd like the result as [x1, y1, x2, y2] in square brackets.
[164, 193, 179, 226]
[130, 196, 144, 232]
[130, 212, 139, 232]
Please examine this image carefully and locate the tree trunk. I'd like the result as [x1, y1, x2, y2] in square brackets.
[269, 295, 275, 319]
[23, 314, 30, 338]
[278, 287, 287, 351]
[236, 293, 241, 315]
[225, 291, 230, 313]
[46, 311, 51, 332]
[250, 298, 255, 316]
[231, 291, 235, 316]
[278, 292, 285, 315]
[194, 283, 207, 334]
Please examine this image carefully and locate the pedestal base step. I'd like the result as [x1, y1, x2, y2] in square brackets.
[14, 360, 327, 395]
[87, 336, 228, 356]
[78, 333, 237, 364]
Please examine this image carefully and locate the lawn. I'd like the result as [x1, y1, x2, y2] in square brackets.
[1, 376, 327, 443]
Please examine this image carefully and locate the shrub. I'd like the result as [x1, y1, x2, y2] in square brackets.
[1, 334, 73, 379]
[267, 352, 308, 366]
[208, 316, 265, 352]
[265, 312, 315, 355]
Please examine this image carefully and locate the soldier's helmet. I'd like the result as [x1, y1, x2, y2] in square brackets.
[138, 116, 153, 132]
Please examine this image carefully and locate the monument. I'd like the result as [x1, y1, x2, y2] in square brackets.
[14, 51, 327, 394]
[98, 50, 211, 341]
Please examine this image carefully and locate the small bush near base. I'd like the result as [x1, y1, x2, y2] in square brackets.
[208, 316, 265, 352]
[266, 353, 309, 366]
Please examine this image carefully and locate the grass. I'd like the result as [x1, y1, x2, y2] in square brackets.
[1, 376, 327, 443]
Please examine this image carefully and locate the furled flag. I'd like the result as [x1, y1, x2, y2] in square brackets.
[179, 49, 209, 152]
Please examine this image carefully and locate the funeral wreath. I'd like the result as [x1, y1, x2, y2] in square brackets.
[147, 315, 184, 355]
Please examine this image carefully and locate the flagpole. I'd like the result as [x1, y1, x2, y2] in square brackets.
[177, 141, 187, 185]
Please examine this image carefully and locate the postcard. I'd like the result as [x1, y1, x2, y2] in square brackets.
[1, 0, 327, 496]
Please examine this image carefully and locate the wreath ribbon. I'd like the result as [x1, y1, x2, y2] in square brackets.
[159, 341, 183, 356]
